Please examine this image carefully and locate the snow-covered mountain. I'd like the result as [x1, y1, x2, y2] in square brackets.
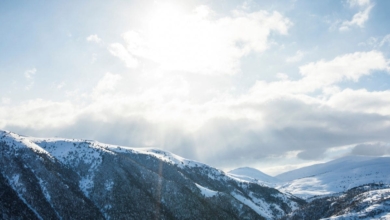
[0, 130, 303, 219]
[2, 129, 390, 219]
[282, 183, 390, 220]
[232, 157, 390, 219]
[275, 156, 390, 198]
[228, 167, 281, 187]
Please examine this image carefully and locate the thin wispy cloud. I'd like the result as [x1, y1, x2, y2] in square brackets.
[24, 68, 36, 79]
[56, 82, 65, 89]
[108, 43, 138, 68]
[286, 50, 304, 63]
[340, 0, 373, 31]
[379, 34, 390, 47]
[24, 68, 37, 90]
[86, 34, 102, 43]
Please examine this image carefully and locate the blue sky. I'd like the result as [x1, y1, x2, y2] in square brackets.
[1, 0, 390, 175]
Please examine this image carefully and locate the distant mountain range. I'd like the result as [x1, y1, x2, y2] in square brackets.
[229, 155, 390, 219]
[275, 155, 390, 198]
[1, 130, 389, 219]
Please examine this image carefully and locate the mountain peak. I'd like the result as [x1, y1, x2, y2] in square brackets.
[276, 155, 390, 198]
[228, 167, 281, 185]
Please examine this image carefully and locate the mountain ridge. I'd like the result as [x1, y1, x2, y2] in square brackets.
[275, 155, 390, 198]
[228, 167, 281, 187]
[0, 130, 303, 219]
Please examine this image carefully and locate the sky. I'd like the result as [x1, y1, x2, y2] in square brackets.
[1, 0, 390, 175]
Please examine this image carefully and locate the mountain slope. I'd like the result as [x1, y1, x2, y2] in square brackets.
[228, 167, 281, 186]
[0, 130, 304, 219]
[282, 183, 390, 220]
[276, 156, 390, 198]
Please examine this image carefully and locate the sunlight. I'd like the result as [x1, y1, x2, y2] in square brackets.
[123, 2, 240, 75]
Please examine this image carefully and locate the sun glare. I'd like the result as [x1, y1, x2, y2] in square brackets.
[126, 2, 233, 75]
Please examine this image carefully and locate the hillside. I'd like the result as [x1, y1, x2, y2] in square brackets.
[275, 156, 390, 198]
[0, 130, 304, 219]
[282, 183, 390, 220]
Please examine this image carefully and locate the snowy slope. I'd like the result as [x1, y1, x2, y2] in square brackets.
[323, 187, 390, 220]
[228, 167, 282, 186]
[283, 183, 390, 220]
[276, 156, 390, 198]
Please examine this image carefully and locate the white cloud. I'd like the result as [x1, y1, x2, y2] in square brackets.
[25, 82, 34, 90]
[111, 3, 291, 75]
[93, 72, 122, 97]
[250, 51, 389, 96]
[340, 2, 373, 31]
[286, 50, 304, 63]
[91, 53, 98, 63]
[3, 1, 390, 175]
[56, 82, 65, 89]
[347, 0, 371, 7]
[86, 34, 102, 43]
[327, 89, 390, 115]
[1, 97, 10, 105]
[0, 99, 76, 129]
[380, 34, 390, 47]
[299, 50, 387, 84]
[358, 34, 390, 48]
[24, 68, 37, 90]
[322, 86, 341, 96]
[2, 49, 390, 173]
[276, 73, 289, 81]
[108, 43, 138, 68]
[24, 68, 36, 79]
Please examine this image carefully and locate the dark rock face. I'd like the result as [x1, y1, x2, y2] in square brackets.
[0, 130, 303, 219]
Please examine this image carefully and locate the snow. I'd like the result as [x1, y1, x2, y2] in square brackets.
[231, 191, 273, 220]
[4, 131, 231, 201]
[278, 177, 334, 198]
[31, 139, 104, 169]
[6, 174, 44, 220]
[360, 188, 390, 203]
[7, 130, 224, 188]
[10, 174, 20, 186]
[276, 156, 390, 198]
[44, 139, 210, 170]
[104, 180, 114, 191]
[6, 129, 390, 219]
[37, 178, 62, 219]
[321, 188, 390, 220]
[37, 178, 51, 202]
[195, 183, 218, 197]
[0, 130, 52, 159]
[228, 167, 281, 187]
[130, 148, 206, 169]
[79, 174, 95, 197]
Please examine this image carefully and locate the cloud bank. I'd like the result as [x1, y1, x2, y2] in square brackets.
[2, 48, 390, 173]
